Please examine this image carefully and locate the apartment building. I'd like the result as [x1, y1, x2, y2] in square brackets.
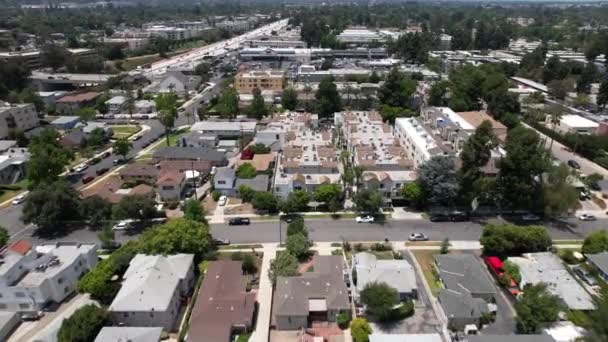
[270, 113, 340, 198]
[0, 50, 42, 69]
[0, 103, 39, 139]
[335, 111, 415, 201]
[235, 69, 285, 94]
[0, 140, 30, 184]
[216, 20, 251, 33]
[101, 37, 150, 52]
[0, 242, 98, 312]
[255, 112, 318, 151]
[337, 27, 387, 45]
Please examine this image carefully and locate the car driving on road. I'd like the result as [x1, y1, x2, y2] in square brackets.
[408, 233, 429, 241]
[11, 194, 27, 205]
[579, 213, 597, 221]
[356, 215, 374, 223]
[229, 217, 250, 225]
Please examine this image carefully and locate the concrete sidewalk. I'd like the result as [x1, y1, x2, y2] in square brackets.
[249, 243, 277, 342]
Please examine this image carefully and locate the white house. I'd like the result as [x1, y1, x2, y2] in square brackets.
[213, 166, 236, 196]
[548, 114, 599, 135]
[109, 254, 195, 331]
[105, 96, 128, 114]
[0, 242, 98, 312]
[352, 252, 418, 301]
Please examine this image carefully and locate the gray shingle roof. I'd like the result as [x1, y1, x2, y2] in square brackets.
[273, 255, 349, 317]
[587, 251, 608, 276]
[353, 252, 417, 296]
[466, 335, 555, 342]
[153, 146, 227, 162]
[94, 327, 163, 342]
[434, 254, 496, 297]
[438, 289, 488, 320]
[235, 175, 269, 192]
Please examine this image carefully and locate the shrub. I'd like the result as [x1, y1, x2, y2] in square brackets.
[391, 300, 415, 320]
[212, 190, 221, 201]
[336, 312, 351, 329]
[165, 200, 179, 210]
[582, 230, 608, 255]
[371, 243, 391, 251]
[480, 312, 495, 325]
[354, 243, 367, 252]
[231, 251, 244, 261]
[343, 241, 352, 252]
[236, 163, 257, 179]
[480, 223, 552, 257]
[560, 250, 579, 265]
[242, 254, 257, 274]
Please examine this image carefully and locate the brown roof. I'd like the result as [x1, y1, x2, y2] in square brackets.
[57, 92, 100, 103]
[293, 173, 305, 183]
[456, 111, 507, 130]
[187, 261, 256, 342]
[317, 146, 336, 159]
[156, 170, 185, 186]
[158, 160, 213, 174]
[131, 184, 154, 195]
[283, 146, 302, 159]
[9, 240, 32, 255]
[80, 176, 153, 204]
[119, 163, 160, 179]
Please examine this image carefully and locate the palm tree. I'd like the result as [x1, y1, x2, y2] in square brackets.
[548, 108, 562, 150]
[158, 109, 176, 146]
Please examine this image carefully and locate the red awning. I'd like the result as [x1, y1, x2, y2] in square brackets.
[485, 256, 503, 271]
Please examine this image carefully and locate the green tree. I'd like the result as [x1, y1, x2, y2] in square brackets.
[97, 225, 115, 249]
[248, 87, 268, 120]
[598, 77, 608, 109]
[480, 223, 552, 257]
[587, 287, 608, 341]
[378, 68, 417, 108]
[428, 81, 450, 107]
[236, 163, 257, 179]
[218, 88, 239, 119]
[57, 304, 108, 342]
[76, 107, 96, 122]
[315, 77, 341, 118]
[22, 180, 81, 234]
[360, 282, 400, 321]
[281, 86, 298, 110]
[112, 194, 157, 221]
[280, 190, 310, 213]
[183, 198, 207, 224]
[41, 44, 69, 71]
[86, 128, 108, 148]
[515, 283, 565, 334]
[401, 182, 424, 208]
[418, 156, 460, 208]
[548, 79, 573, 100]
[80, 196, 112, 229]
[460, 121, 497, 203]
[543, 163, 579, 217]
[313, 184, 341, 204]
[498, 126, 549, 209]
[238, 185, 255, 202]
[286, 232, 312, 260]
[158, 109, 176, 146]
[268, 251, 299, 284]
[0, 226, 8, 247]
[241, 253, 257, 274]
[503, 260, 521, 284]
[353, 188, 383, 214]
[154, 92, 178, 112]
[576, 62, 597, 94]
[252, 192, 279, 213]
[582, 230, 608, 255]
[350, 317, 372, 342]
[137, 218, 211, 257]
[27, 128, 73, 187]
[112, 138, 132, 160]
[287, 218, 308, 238]
[440, 238, 450, 254]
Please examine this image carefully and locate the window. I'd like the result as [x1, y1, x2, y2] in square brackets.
[57, 278, 64, 284]
[15, 292, 25, 298]
[64, 286, 70, 293]
[19, 303, 29, 309]
[218, 180, 226, 184]
[123, 313, 129, 318]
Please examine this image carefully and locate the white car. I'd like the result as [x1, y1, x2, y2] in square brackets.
[218, 196, 228, 206]
[74, 163, 88, 173]
[579, 213, 597, 221]
[356, 215, 374, 223]
[112, 220, 133, 230]
[409, 233, 429, 241]
[11, 194, 26, 205]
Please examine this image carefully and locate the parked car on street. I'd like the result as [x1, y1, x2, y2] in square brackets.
[212, 238, 230, 245]
[82, 176, 95, 184]
[74, 163, 88, 172]
[568, 159, 581, 169]
[96, 167, 109, 176]
[521, 213, 541, 222]
[356, 215, 374, 223]
[573, 265, 598, 286]
[408, 233, 429, 241]
[11, 194, 27, 205]
[229, 217, 251, 225]
[112, 220, 133, 230]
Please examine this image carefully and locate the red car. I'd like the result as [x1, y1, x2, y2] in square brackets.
[484, 256, 520, 296]
[82, 176, 95, 184]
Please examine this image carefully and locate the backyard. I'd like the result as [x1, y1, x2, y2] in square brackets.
[411, 250, 441, 296]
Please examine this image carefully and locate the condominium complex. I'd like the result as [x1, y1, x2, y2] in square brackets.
[0, 103, 39, 139]
[267, 112, 340, 198]
[335, 111, 415, 201]
[0, 242, 98, 312]
[235, 69, 286, 94]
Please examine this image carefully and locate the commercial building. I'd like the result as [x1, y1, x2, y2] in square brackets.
[548, 114, 599, 135]
[216, 20, 251, 33]
[335, 111, 415, 201]
[273, 255, 350, 330]
[0, 50, 42, 69]
[235, 69, 285, 94]
[187, 261, 256, 342]
[190, 120, 257, 139]
[145, 25, 191, 41]
[0, 242, 98, 312]
[109, 254, 195, 330]
[352, 252, 417, 301]
[0, 103, 39, 139]
[507, 252, 595, 311]
[297, 65, 372, 82]
[0, 140, 30, 184]
[101, 37, 150, 51]
[270, 113, 340, 198]
[337, 27, 387, 45]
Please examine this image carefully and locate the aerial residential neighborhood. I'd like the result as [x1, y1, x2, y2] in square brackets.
[1, 1, 608, 342]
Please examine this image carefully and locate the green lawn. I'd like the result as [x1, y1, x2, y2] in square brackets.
[412, 250, 441, 296]
[112, 125, 141, 139]
[236, 334, 251, 342]
[136, 128, 189, 160]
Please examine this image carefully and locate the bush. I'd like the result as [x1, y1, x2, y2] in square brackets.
[354, 243, 367, 252]
[336, 312, 351, 329]
[242, 254, 257, 274]
[391, 300, 415, 320]
[480, 223, 552, 257]
[480, 312, 495, 325]
[238, 185, 255, 202]
[212, 190, 221, 201]
[582, 230, 608, 255]
[231, 251, 244, 261]
[343, 241, 352, 252]
[166, 200, 179, 210]
[236, 163, 257, 179]
[371, 243, 391, 251]
[561, 250, 579, 265]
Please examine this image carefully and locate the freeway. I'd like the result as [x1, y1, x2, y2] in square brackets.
[9, 215, 601, 247]
[145, 19, 289, 75]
